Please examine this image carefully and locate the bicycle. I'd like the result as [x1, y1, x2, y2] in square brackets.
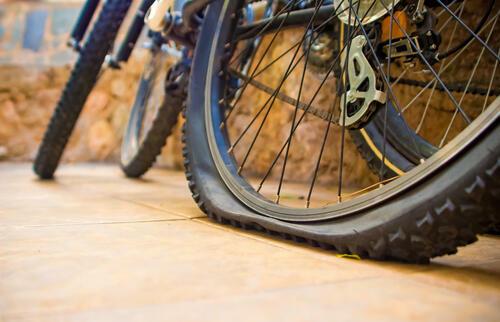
[175, 0, 499, 262]
[33, 0, 184, 179]
[38, 0, 500, 262]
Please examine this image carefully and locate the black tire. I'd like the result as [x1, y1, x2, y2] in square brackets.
[120, 51, 187, 178]
[486, 227, 500, 235]
[349, 106, 429, 180]
[349, 102, 440, 180]
[33, 0, 132, 179]
[183, 0, 500, 263]
[350, 120, 411, 180]
[348, 0, 492, 181]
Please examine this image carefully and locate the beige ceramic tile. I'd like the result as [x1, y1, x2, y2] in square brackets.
[0, 190, 183, 227]
[11, 277, 500, 322]
[115, 192, 205, 219]
[401, 236, 500, 303]
[0, 199, 184, 227]
[1, 163, 499, 322]
[193, 217, 436, 277]
[105, 172, 206, 218]
[0, 163, 117, 182]
[0, 220, 388, 321]
[432, 235, 500, 266]
[0, 164, 186, 225]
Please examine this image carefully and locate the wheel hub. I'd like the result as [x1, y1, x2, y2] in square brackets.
[304, 22, 341, 78]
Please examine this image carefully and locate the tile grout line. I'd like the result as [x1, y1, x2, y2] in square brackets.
[188, 218, 449, 274]
[5, 218, 192, 228]
[111, 197, 499, 273]
[112, 195, 206, 220]
[189, 217, 355, 265]
[5, 165, 499, 277]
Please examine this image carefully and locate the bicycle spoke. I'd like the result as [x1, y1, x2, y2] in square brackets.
[400, 9, 499, 114]
[276, 0, 325, 204]
[483, 49, 500, 112]
[380, 0, 397, 179]
[435, 0, 499, 61]
[255, 0, 381, 192]
[222, 0, 300, 125]
[416, 0, 466, 134]
[337, 0, 359, 202]
[227, 40, 312, 152]
[226, 0, 355, 152]
[436, 0, 459, 18]
[229, 0, 306, 66]
[437, 0, 466, 33]
[306, 65, 346, 207]
[234, 1, 327, 175]
[255, 40, 346, 192]
[374, 1, 472, 125]
[439, 14, 498, 147]
[233, 1, 359, 93]
[228, 68, 319, 112]
[225, 0, 361, 125]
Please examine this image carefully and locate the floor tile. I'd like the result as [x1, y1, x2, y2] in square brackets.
[16, 277, 500, 322]
[1, 163, 499, 322]
[1, 220, 386, 320]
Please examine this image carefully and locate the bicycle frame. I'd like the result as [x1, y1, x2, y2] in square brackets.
[68, 0, 454, 68]
[145, 0, 213, 31]
[111, 0, 158, 67]
[67, 0, 208, 68]
[155, 0, 337, 43]
[67, 0, 156, 66]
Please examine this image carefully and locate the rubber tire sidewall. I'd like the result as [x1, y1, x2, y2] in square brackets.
[184, 0, 499, 261]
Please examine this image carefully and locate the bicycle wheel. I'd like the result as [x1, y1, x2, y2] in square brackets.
[350, 0, 498, 180]
[183, 0, 499, 262]
[120, 43, 187, 178]
[34, 0, 132, 179]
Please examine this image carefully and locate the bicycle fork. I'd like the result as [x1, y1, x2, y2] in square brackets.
[67, 0, 155, 68]
[67, 0, 100, 50]
[67, 0, 213, 68]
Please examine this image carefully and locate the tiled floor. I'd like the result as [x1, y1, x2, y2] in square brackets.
[1, 163, 499, 322]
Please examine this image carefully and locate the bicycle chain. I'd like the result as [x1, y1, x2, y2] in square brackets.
[230, 65, 500, 127]
[229, 69, 339, 124]
[393, 77, 500, 96]
[236, 0, 497, 124]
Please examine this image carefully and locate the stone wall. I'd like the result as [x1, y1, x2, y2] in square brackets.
[0, 0, 81, 67]
[0, 0, 184, 169]
[0, 0, 373, 185]
[0, 0, 495, 188]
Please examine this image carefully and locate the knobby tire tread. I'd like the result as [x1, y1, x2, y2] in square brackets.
[34, 0, 132, 179]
